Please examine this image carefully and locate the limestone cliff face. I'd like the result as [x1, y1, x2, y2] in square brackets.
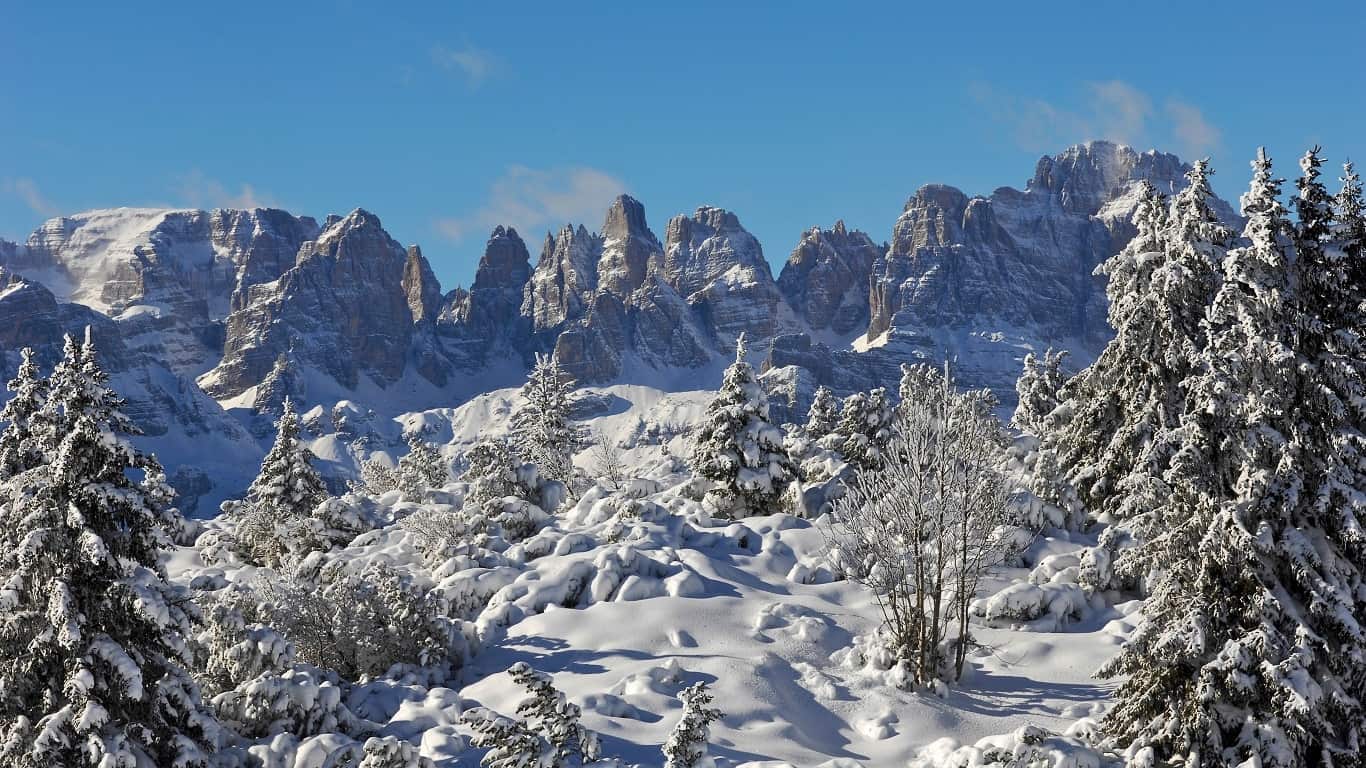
[202, 209, 447, 397]
[777, 221, 881, 338]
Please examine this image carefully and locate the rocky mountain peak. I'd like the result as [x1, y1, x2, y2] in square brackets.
[777, 222, 882, 337]
[471, 226, 532, 293]
[597, 195, 662, 298]
[402, 245, 443, 324]
[523, 222, 602, 332]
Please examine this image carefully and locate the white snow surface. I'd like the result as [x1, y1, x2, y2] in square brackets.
[171, 383, 1130, 766]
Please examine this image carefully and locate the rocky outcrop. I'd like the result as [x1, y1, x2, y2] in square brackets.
[436, 226, 534, 368]
[402, 245, 443, 325]
[202, 209, 446, 398]
[597, 195, 662, 297]
[523, 224, 601, 332]
[867, 141, 1236, 347]
[661, 207, 787, 348]
[777, 221, 882, 337]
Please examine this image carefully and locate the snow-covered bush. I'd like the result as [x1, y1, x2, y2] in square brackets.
[463, 663, 601, 768]
[256, 563, 467, 680]
[358, 735, 435, 768]
[359, 436, 450, 502]
[212, 665, 366, 740]
[663, 682, 722, 768]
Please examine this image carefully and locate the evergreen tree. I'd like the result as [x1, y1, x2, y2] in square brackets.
[509, 662, 599, 767]
[395, 435, 449, 501]
[836, 386, 895, 470]
[463, 708, 542, 768]
[1058, 165, 1229, 525]
[0, 347, 48, 480]
[804, 385, 840, 440]
[1102, 148, 1366, 767]
[464, 438, 528, 506]
[229, 397, 327, 568]
[1335, 161, 1366, 280]
[1012, 347, 1068, 434]
[511, 353, 585, 496]
[663, 682, 723, 768]
[0, 330, 220, 767]
[690, 335, 795, 517]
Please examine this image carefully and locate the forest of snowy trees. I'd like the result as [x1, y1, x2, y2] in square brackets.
[1, 145, 1364, 767]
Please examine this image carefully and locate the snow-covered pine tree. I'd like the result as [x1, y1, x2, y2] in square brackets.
[804, 385, 840, 440]
[229, 396, 328, 568]
[837, 386, 895, 470]
[1012, 347, 1068, 435]
[1102, 148, 1366, 767]
[0, 329, 220, 768]
[663, 682, 723, 768]
[1335, 160, 1366, 279]
[462, 663, 600, 768]
[511, 352, 586, 496]
[1057, 165, 1229, 526]
[0, 347, 48, 479]
[464, 438, 528, 506]
[463, 708, 542, 768]
[395, 435, 449, 501]
[509, 662, 600, 767]
[689, 334, 796, 517]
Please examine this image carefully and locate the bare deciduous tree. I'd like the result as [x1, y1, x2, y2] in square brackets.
[826, 363, 1011, 686]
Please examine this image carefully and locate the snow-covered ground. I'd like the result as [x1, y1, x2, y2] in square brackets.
[169, 383, 1133, 767]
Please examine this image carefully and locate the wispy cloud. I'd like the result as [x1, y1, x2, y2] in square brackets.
[435, 165, 628, 243]
[431, 44, 496, 87]
[971, 80, 1222, 158]
[4, 177, 60, 218]
[1165, 100, 1222, 159]
[175, 170, 274, 210]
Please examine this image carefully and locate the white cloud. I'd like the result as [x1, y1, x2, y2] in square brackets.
[972, 80, 1221, 158]
[435, 165, 627, 243]
[175, 170, 274, 210]
[4, 177, 60, 218]
[431, 45, 496, 87]
[1165, 99, 1222, 159]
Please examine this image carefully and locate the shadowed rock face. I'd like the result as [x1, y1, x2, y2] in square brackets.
[778, 221, 882, 337]
[203, 209, 445, 397]
[867, 141, 1237, 347]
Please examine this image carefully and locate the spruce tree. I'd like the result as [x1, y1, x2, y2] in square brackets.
[663, 682, 723, 768]
[0, 347, 48, 480]
[511, 353, 585, 496]
[0, 330, 220, 767]
[690, 334, 795, 517]
[804, 385, 839, 440]
[229, 397, 327, 568]
[1058, 165, 1229, 527]
[1012, 347, 1068, 435]
[1102, 148, 1366, 767]
[836, 387, 895, 470]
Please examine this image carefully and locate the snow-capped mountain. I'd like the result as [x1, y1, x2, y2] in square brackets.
[0, 141, 1234, 507]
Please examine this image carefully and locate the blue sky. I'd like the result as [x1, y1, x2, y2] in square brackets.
[2, 0, 1363, 289]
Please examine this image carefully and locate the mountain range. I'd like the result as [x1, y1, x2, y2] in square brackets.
[0, 141, 1236, 510]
